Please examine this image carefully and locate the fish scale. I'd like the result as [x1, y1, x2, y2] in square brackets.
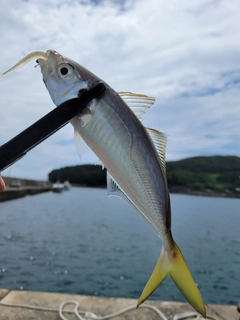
[83, 97, 166, 220]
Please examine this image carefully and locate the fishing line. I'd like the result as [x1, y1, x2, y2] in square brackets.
[0, 300, 218, 320]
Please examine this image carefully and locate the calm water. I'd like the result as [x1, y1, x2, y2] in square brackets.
[0, 188, 239, 305]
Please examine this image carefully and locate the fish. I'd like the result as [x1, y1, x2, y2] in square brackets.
[3, 50, 206, 317]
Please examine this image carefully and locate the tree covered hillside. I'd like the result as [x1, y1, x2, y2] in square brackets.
[48, 156, 240, 193]
[167, 156, 240, 192]
[49, 164, 106, 188]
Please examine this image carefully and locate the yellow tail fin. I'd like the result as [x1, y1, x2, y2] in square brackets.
[137, 241, 206, 318]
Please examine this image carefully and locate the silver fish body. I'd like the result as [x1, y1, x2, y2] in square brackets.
[40, 50, 170, 241]
[38, 50, 205, 317]
[71, 89, 170, 240]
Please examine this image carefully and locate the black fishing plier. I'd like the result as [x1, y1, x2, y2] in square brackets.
[0, 82, 106, 172]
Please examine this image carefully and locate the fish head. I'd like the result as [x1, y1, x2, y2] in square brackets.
[3, 49, 103, 106]
[38, 50, 91, 106]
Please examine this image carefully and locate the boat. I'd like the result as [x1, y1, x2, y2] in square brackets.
[63, 181, 71, 190]
[52, 182, 64, 193]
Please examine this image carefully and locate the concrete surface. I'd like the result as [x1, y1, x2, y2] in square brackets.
[0, 289, 239, 320]
[0, 186, 51, 202]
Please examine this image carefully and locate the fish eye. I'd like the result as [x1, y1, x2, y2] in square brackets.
[57, 63, 74, 79]
[60, 67, 68, 75]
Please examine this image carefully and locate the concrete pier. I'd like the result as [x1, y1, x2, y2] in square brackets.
[0, 176, 51, 202]
[0, 289, 239, 320]
[0, 186, 52, 202]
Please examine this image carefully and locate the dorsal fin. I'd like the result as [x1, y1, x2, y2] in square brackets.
[118, 92, 155, 121]
[146, 128, 167, 174]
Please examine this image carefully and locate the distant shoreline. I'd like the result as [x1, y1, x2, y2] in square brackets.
[169, 188, 240, 199]
[2, 178, 240, 201]
[72, 184, 240, 199]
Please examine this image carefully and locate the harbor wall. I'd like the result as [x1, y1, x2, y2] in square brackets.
[0, 176, 51, 202]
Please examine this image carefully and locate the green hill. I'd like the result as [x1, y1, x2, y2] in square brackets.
[167, 156, 240, 192]
[49, 164, 106, 187]
[48, 156, 240, 194]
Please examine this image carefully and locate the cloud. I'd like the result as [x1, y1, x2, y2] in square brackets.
[0, 0, 240, 179]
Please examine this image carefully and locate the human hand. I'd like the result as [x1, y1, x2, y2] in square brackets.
[0, 176, 6, 191]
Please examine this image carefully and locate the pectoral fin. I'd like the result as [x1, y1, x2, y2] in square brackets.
[73, 128, 88, 160]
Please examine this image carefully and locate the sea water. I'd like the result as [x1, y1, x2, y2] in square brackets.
[0, 188, 239, 305]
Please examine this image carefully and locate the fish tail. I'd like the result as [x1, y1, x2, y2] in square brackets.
[137, 240, 206, 318]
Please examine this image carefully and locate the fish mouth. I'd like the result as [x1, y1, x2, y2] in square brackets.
[38, 50, 67, 79]
[37, 51, 52, 78]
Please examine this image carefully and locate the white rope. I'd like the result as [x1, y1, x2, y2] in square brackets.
[173, 312, 218, 320]
[0, 300, 219, 320]
[59, 301, 169, 320]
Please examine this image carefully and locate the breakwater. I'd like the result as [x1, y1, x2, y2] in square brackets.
[0, 176, 51, 202]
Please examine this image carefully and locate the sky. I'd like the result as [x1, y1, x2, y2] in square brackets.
[0, 0, 240, 180]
